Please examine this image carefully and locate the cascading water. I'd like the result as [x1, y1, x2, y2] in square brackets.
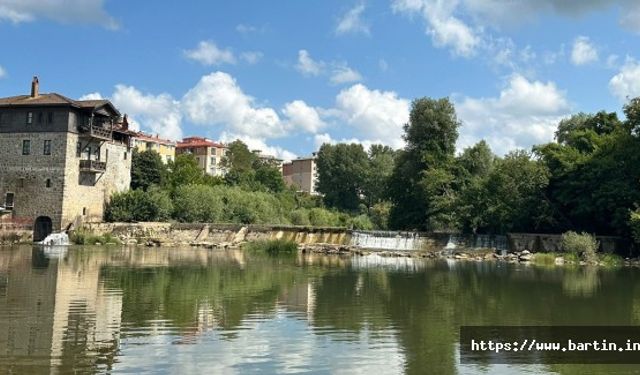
[39, 232, 70, 246]
[350, 231, 421, 251]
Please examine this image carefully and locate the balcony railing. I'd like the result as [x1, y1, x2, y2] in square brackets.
[79, 160, 107, 173]
[79, 124, 113, 140]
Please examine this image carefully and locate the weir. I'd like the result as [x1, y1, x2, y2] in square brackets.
[349, 231, 509, 252]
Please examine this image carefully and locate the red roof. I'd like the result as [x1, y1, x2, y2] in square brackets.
[177, 136, 225, 148]
[132, 131, 176, 146]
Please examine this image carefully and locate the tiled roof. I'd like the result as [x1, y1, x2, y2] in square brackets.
[133, 131, 176, 146]
[0, 93, 118, 114]
[177, 137, 225, 148]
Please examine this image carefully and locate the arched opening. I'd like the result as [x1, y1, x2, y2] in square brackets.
[33, 216, 53, 242]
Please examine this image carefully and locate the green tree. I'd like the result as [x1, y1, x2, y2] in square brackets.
[316, 143, 369, 211]
[166, 153, 209, 190]
[363, 145, 396, 209]
[131, 149, 167, 191]
[105, 188, 173, 222]
[630, 210, 640, 244]
[388, 97, 460, 230]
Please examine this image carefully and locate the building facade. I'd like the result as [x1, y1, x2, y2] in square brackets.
[176, 137, 228, 177]
[282, 155, 318, 195]
[0, 77, 132, 240]
[131, 131, 176, 163]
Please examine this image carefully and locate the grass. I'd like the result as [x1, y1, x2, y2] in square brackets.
[244, 239, 298, 254]
[598, 253, 624, 267]
[532, 252, 559, 266]
[70, 229, 121, 246]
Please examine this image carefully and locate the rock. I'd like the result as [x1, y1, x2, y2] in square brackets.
[519, 254, 533, 261]
[454, 253, 469, 260]
[521, 250, 531, 255]
[555, 257, 564, 265]
[484, 253, 497, 260]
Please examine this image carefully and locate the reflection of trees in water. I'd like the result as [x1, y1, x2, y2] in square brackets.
[562, 267, 600, 297]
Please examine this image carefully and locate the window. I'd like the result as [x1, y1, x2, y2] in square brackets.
[46, 179, 51, 188]
[4, 193, 14, 209]
[37, 112, 43, 124]
[26, 112, 33, 124]
[124, 151, 127, 160]
[22, 140, 31, 155]
[43, 140, 51, 155]
[47, 112, 54, 124]
[76, 141, 82, 157]
[94, 146, 100, 160]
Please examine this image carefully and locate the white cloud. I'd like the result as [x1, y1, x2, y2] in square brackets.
[111, 85, 183, 140]
[336, 3, 370, 35]
[220, 132, 297, 162]
[282, 100, 327, 133]
[609, 59, 640, 101]
[240, 51, 263, 64]
[182, 72, 286, 138]
[455, 74, 570, 155]
[334, 84, 410, 148]
[0, 65, 6, 79]
[295, 50, 324, 76]
[570, 36, 598, 65]
[606, 54, 620, 69]
[330, 64, 362, 84]
[236, 23, 258, 34]
[392, 0, 481, 57]
[184, 41, 236, 66]
[0, 0, 119, 29]
[78, 92, 103, 100]
[313, 132, 381, 151]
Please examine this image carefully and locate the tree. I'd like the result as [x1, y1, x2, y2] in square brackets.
[105, 188, 173, 222]
[222, 140, 285, 192]
[362, 145, 396, 209]
[630, 210, 640, 244]
[388, 97, 460, 230]
[166, 153, 209, 190]
[316, 143, 369, 211]
[131, 149, 167, 191]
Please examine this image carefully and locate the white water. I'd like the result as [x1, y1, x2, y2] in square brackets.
[350, 231, 421, 251]
[39, 232, 70, 246]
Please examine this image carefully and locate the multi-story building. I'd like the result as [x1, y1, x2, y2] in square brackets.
[282, 155, 318, 195]
[0, 77, 132, 240]
[131, 131, 176, 163]
[175, 137, 228, 176]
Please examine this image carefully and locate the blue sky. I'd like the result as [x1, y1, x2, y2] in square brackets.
[1, 0, 640, 159]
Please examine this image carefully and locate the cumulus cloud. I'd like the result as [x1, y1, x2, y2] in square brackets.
[334, 84, 410, 149]
[295, 50, 324, 76]
[455, 74, 570, 155]
[0, 0, 119, 29]
[78, 92, 103, 100]
[330, 64, 363, 84]
[570, 36, 598, 65]
[220, 132, 298, 161]
[184, 41, 236, 66]
[336, 3, 370, 35]
[609, 59, 640, 101]
[111, 85, 183, 140]
[282, 100, 327, 133]
[392, 0, 480, 57]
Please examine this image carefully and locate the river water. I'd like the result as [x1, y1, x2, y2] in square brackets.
[1, 245, 640, 374]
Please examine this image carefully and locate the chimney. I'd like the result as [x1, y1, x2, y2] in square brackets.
[30, 76, 39, 98]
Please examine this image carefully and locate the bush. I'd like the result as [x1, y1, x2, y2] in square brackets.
[630, 210, 640, 244]
[105, 188, 173, 222]
[562, 231, 599, 263]
[599, 253, 623, 267]
[370, 201, 392, 230]
[308, 208, 340, 227]
[290, 209, 311, 226]
[350, 214, 374, 230]
[173, 185, 224, 222]
[532, 252, 558, 266]
[244, 239, 298, 254]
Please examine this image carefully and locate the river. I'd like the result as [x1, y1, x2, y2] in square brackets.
[0, 245, 639, 374]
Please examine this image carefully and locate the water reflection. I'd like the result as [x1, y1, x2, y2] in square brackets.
[0, 246, 640, 374]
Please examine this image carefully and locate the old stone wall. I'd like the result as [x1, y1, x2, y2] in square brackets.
[0, 132, 68, 230]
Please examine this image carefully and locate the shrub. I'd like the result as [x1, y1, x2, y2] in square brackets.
[105, 188, 173, 222]
[532, 252, 558, 266]
[599, 253, 623, 267]
[244, 239, 298, 254]
[370, 201, 392, 230]
[308, 208, 340, 227]
[561, 231, 599, 263]
[173, 185, 224, 222]
[290, 209, 311, 226]
[350, 214, 374, 230]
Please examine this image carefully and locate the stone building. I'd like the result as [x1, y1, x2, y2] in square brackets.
[282, 155, 318, 195]
[176, 136, 228, 177]
[0, 77, 132, 240]
[131, 131, 176, 163]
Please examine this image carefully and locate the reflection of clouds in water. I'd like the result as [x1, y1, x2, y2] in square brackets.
[113, 309, 405, 374]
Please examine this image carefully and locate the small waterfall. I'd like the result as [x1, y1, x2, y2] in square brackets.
[39, 232, 69, 246]
[350, 231, 421, 251]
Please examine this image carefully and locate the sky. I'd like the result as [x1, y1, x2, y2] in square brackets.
[1, 1, 640, 160]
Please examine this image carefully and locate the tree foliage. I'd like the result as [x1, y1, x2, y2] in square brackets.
[131, 149, 168, 191]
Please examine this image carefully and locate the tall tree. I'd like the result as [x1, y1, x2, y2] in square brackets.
[362, 145, 396, 209]
[131, 149, 167, 191]
[316, 143, 369, 211]
[387, 97, 460, 230]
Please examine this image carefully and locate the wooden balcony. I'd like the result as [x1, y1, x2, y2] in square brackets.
[79, 160, 106, 173]
[79, 124, 113, 141]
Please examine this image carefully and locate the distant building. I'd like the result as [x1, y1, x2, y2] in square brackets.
[282, 155, 318, 194]
[131, 131, 176, 163]
[252, 149, 283, 167]
[0, 77, 132, 240]
[175, 137, 228, 176]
